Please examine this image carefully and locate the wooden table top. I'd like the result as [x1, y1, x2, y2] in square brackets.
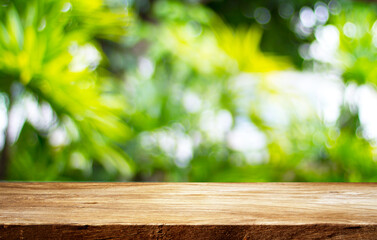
[1, 182, 376, 239]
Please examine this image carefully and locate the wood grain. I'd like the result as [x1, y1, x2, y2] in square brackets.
[0, 182, 377, 239]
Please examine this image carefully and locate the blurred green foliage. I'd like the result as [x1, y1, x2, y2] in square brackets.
[1, 0, 377, 182]
[0, 0, 133, 180]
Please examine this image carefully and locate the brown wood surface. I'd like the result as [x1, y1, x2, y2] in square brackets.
[0, 182, 377, 239]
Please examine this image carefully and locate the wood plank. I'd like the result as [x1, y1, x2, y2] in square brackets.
[0, 182, 377, 239]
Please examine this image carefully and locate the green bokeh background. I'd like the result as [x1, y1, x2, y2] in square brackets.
[1, 0, 377, 182]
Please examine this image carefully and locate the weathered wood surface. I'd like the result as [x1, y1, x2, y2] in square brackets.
[0, 182, 377, 239]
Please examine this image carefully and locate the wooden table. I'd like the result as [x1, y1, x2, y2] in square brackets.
[1, 183, 376, 239]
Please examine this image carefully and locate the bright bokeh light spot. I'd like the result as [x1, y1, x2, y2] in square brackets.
[25, 96, 56, 131]
[311, 25, 339, 63]
[260, 100, 290, 127]
[1, 93, 58, 147]
[295, 22, 312, 37]
[371, 20, 377, 34]
[0, 94, 7, 131]
[0, 94, 8, 150]
[174, 135, 193, 168]
[314, 2, 329, 24]
[70, 152, 89, 171]
[8, 102, 26, 144]
[266, 71, 343, 125]
[49, 126, 69, 147]
[186, 21, 202, 38]
[373, 35, 377, 48]
[343, 22, 357, 38]
[300, 7, 316, 28]
[278, 4, 294, 19]
[254, 7, 271, 25]
[315, 25, 339, 49]
[227, 117, 266, 152]
[69, 43, 102, 72]
[183, 91, 202, 113]
[139, 127, 194, 168]
[37, 18, 46, 32]
[139, 131, 155, 150]
[138, 57, 155, 78]
[371, 21, 377, 47]
[298, 43, 312, 60]
[200, 109, 233, 141]
[61, 2, 72, 12]
[328, 0, 341, 15]
[356, 85, 377, 140]
[157, 131, 176, 154]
